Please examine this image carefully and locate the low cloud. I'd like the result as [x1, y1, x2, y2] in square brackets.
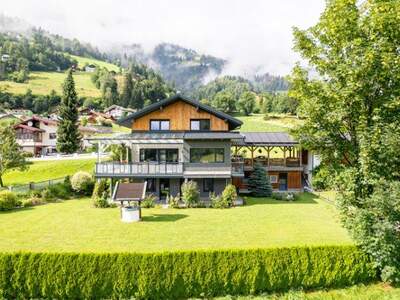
[1, 0, 325, 76]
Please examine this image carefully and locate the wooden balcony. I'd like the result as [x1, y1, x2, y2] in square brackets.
[243, 157, 304, 171]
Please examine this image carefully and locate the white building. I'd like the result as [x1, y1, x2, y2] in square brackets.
[104, 105, 135, 119]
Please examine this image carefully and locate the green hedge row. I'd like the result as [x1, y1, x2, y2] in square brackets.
[0, 246, 376, 299]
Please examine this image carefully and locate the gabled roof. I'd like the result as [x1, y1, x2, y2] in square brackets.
[117, 94, 243, 130]
[14, 124, 45, 132]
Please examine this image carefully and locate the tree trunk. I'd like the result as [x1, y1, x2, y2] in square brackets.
[0, 176, 3, 187]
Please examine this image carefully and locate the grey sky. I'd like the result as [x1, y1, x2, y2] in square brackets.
[2, 0, 325, 75]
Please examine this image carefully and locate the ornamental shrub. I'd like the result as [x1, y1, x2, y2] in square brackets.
[221, 184, 237, 206]
[92, 179, 109, 200]
[210, 193, 229, 209]
[181, 180, 200, 207]
[0, 191, 18, 210]
[167, 194, 180, 208]
[0, 246, 376, 299]
[22, 197, 43, 207]
[142, 194, 156, 208]
[71, 171, 94, 195]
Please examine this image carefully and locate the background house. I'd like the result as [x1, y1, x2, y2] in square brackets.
[104, 105, 136, 119]
[14, 116, 98, 156]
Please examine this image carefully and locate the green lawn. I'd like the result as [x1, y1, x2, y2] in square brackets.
[70, 54, 120, 72]
[237, 114, 302, 132]
[217, 283, 400, 299]
[3, 159, 96, 186]
[0, 193, 352, 253]
[0, 71, 101, 97]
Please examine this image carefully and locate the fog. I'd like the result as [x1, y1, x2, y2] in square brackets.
[1, 0, 325, 76]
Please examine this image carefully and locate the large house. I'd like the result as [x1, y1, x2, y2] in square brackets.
[14, 116, 98, 156]
[104, 105, 136, 119]
[90, 95, 318, 199]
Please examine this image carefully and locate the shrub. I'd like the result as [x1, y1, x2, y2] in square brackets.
[0, 191, 19, 210]
[0, 246, 376, 299]
[167, 194, 180, 208]
[221, 184, 237, 206]
[63, 176, 73, 192]
[312, 165, 333, 191]
[41, 188, 56, 202]
[71, 171, 94, 195]
[29, 189, 42, 198]
[92, 196, 110, 208]
[210, 193, 230, 209]
[142, 194, 156, 208]
[272, 192, 284, 200]
[92, 179, 109, 200]
[48, 184, 70, 200]
[181, 181, 200, 207]
[22, 197, 43, 207]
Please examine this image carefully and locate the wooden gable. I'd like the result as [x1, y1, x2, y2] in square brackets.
[131, 100, 229, 131]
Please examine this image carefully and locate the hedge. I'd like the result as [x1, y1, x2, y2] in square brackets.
[0, 246, 376, 299]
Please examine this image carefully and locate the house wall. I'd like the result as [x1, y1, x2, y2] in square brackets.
[131, 100, 229, 131]
[183, 140, 231, 163]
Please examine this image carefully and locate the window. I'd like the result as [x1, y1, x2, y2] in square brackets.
[150, 120, 170, 131]
[203, 178, 214, 192]
[49, 133, 57, 140]
[190, 119, 210, 131]
[140, 149, 179, 163]
[269, 175, 278, 184]
[190, 148, 225, 163]
[146, 178, 156, 192]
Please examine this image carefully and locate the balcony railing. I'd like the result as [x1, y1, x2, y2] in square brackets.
[95, 161, 245, 177]
[243, 157, 303, 169]
[95, 162, 184, 176]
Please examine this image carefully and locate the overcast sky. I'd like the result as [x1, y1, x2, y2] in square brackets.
[2, 0, 325, 76]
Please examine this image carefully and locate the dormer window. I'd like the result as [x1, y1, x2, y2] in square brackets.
[190, 119, 210, 131]
[150, 120, 170, 131]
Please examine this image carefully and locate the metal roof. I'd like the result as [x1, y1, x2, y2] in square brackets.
[234, 132, 298, 146]
[89, 131, 243, 142]
[117, 94, 243, 130]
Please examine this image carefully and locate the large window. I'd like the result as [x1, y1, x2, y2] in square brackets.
[190, 148, 224, 163]
[140, 149, 179, 163]
[190, 119, 210, 131]
[150, 120, 170, 131]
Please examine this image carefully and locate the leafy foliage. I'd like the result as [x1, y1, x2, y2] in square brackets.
[181, 180, 200, 207]
[0, 126, 28, 187]
[0, 190, 18, 210]
[248, 163, 273, 197]
[0, 246, 375, 299]
[289, 0, 400, 283]
[70, 171, 93, 195]
[238, 91, 256, 115]
[142, 194, 156, 208]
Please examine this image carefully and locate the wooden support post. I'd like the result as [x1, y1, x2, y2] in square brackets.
[126, 146, 129, 163]
[267, 146, 270, 167]
[283, 147, 287, 166]
[250, 146, 255, 167]
[299, 146, 302, 166]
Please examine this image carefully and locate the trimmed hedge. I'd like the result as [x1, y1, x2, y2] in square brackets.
[0, 246, 376, 299]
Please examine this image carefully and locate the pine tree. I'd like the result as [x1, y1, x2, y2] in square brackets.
[56, 69, 81, 154]
[248, 162, 273, 197]
[120, 72, 133, 108]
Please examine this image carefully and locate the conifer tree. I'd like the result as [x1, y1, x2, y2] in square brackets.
[56, 69, 81, 153]
[248, 162, 273, 197]
[120, 72, 133, 108]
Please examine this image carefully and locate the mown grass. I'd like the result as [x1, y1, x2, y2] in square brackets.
[237, 114, 302, 132]
[0, 193, 352, 253]
[70, 55, 120, 72]
[218, 283, 399, 299]
[0, 71, 101, 97]
[3, 159, 96, 186]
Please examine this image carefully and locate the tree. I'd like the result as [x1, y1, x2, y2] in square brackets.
[289, 0, 400, 283]
[120, 72, 133, 108]
[237, 91, 256, 115]
[0, 126, 28, 187]
[57, 69, 81, 153]
[248, 163, 272, 197]
[212, 91, 235, 113]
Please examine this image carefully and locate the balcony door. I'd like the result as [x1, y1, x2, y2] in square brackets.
[159, 179, 170, 200]
[278, 173, 288, 191]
